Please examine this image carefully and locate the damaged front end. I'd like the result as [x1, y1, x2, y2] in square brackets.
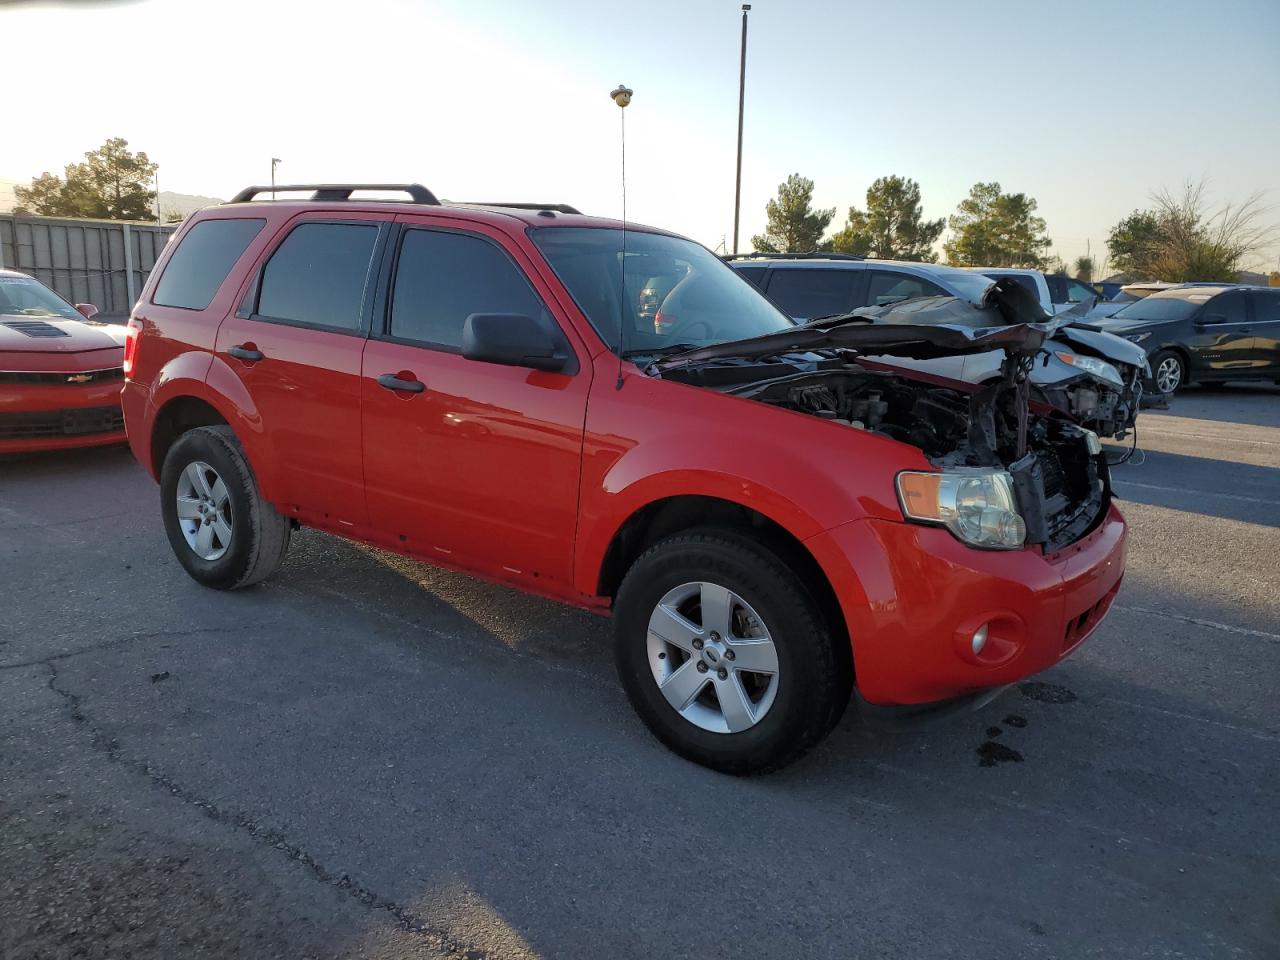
[655, 319, 1111, 554]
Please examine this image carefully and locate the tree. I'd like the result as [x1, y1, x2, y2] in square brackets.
[942, 182, 1051, 268]
[14, 138, 157, 221]
[1074, 256, 1095, 283]
[829, 175, 944, 261]
[751, 173, 835, 253]
[1105, 209, 1162, 277]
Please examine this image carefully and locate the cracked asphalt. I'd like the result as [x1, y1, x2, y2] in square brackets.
[2, 384, 1278, 959]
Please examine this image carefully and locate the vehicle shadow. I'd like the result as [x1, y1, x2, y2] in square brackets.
[1148, 382, 1280, 428]
[1106, 447, 1280, 526]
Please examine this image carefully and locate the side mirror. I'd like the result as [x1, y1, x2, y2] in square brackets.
[462, 313, 570, 373]
[75, 303, 100, 320]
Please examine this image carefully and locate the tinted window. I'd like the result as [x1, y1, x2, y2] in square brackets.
[257, 222, 378, 330]
[1066, 279, 1097, 302]
[734, 266, 767, 288]
[1110, 295, 1202, 322]
[390, 230, 546, 348]
[1248, 290, 1280, 323]
[1203, 290, 1247, 324]
[766, 269, 858, 320]
[154, 218, 264, 310]
[866, 271, 945, 307]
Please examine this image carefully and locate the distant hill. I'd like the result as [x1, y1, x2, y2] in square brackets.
[0, 180, 224, 219]
[158, 191, 224, 220]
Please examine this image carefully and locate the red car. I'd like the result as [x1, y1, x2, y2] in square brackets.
[121, 184, 1127, 774]
[0, 270, 125, 454]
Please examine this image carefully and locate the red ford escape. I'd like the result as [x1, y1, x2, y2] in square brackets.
[121, 184, 1126, 774]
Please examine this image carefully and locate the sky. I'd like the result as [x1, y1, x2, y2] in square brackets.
[3, 0, 1279, 273]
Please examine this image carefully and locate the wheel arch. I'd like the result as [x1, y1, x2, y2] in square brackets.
[594, 494, 853, 679]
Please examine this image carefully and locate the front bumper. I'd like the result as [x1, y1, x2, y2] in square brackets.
[0, 376, 126, 454]
[806, 504, 1126, 706]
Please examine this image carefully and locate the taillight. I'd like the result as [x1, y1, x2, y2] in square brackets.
[654, 309, 675, 334]
[122, 316, 142, 379]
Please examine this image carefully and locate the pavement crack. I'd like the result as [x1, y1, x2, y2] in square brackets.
[0, 623, 284, 672]
[42, 660, 490, 959]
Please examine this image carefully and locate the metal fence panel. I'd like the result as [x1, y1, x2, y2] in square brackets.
[0, 215, 176, 319]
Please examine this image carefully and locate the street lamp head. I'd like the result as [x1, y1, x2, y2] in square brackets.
[742, 4, 751, 10]
[610, 84, 633, 108]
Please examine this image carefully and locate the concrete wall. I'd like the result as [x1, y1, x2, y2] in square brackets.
[0, 215, 176, 319]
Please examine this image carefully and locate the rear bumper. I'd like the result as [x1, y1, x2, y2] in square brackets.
[806, 504, 1127, 706]
[0, 378, 126, 453]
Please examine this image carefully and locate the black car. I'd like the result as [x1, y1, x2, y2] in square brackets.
[1097, 285, 1280, 394]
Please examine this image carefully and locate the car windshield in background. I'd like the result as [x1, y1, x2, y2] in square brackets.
[932, 269, 995, 305]
[531, 228, 794, 358]
[1109, 295, 1202, 323]
[0, 277, 81, 320]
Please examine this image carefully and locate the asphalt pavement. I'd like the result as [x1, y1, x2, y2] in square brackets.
[2, 383, 1277, 959]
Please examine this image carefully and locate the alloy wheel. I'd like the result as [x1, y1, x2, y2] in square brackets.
[175, 460, 233, 561]
[1155, 355, 1182, 393]
[646, 581, 780, 734]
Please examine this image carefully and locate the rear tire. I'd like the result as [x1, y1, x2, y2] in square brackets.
[160, 426, 291, 590]
[613, 528, 850, 775]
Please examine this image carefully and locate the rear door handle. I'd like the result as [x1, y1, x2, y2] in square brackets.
[228, 344, 264, 362]
[377, 372, 425, 394]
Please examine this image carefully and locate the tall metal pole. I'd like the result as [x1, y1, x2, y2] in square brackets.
[271, 158, 281, 200]
[732, 4, 750, 256]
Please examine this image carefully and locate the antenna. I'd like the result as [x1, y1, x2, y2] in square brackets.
[611, 83, 632, 390]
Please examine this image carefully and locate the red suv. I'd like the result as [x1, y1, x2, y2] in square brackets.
[122, 184, 1127, 774]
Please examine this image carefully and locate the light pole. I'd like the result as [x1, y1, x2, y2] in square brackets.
[732, 3, 751, 256]
[271, 158, 281, 199]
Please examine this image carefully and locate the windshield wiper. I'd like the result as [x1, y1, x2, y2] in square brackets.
[620, 342, 702, 359]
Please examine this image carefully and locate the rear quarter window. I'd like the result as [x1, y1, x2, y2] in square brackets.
[153, 218, 265, 310]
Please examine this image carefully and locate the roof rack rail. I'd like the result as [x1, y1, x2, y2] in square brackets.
[229, 183, 441, 204]
[461, 202, 582, 215]
[721, 251, 864, 261]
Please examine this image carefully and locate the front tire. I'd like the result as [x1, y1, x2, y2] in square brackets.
[160, 426, 291, 590]
[613, 529, 850, 775]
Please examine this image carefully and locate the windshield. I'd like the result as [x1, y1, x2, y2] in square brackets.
[932, 269, 996, 305]
[530, 228, 794, 357]
[1109, 296, 1201, 323]
[0, 276, 80, 320]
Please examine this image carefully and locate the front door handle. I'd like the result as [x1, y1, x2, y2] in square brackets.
[377, 372, 425, 394]
[228, 344, 264, 362]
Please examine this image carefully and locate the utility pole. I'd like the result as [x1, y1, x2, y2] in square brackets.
[271, 158, 281, 199]
[154, 172, 161, 226]
[732, 4, 751, 256]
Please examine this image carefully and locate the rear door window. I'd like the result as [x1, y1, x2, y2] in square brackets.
[866, 271, 945, 307]
[153, 218, 265, 310]
[388, 228, 549, 350]
[733, 266, 768, 289]
[255, 222, 379, 331]
[1248, 290, 1280, 322]
[764, 268, 858, 320]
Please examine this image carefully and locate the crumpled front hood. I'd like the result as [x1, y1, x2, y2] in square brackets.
[0, 314, 127, 353]
[1054, 324, 1148, 369]
[655, 278, 1065, 370]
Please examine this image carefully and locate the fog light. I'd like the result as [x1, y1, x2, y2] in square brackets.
[971, 624, 989, 656]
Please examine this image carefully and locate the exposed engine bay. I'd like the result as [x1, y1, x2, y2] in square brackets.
[670, 359, 1110, 553]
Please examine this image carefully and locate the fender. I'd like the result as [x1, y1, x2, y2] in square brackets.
[145, 352, 280, 503]
[572, 357, 929, 598]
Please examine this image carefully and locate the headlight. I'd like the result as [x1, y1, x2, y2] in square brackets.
[896, 468, 1027, 550]
[1123, 332, 1151, 344]
[1054, 351, 1123, 388]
